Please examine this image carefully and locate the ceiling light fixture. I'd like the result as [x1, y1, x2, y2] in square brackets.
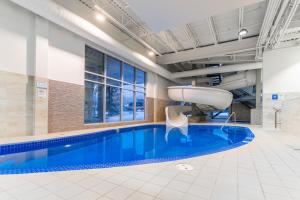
[148, 51, 155, 57]
[95, 13, 106, 22]
[238, 28, 248, 37]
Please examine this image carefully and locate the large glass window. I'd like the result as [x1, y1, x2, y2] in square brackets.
[136, 69, 146, 88]
[123, 90, 134, 121]
[106, 86, 121, 122]
[84, 45, 147, 124]
[123, 63, 135, 83]
[85, 46, 104, 75]
[135, 92, 145, 120]
[84, 81, 104, 123]
[106, 56, 121, 80]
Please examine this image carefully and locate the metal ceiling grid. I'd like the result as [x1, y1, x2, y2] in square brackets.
[243, 2, 266, 37]
[93, 0, 175, 54]
[213, 10, 239, 42]
[288, 6, 300, 29]
[164, 26, 195, 50]
[187, 19, 215, 46]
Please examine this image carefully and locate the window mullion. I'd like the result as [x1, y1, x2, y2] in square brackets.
[120, 61, 124, 121]
[103, 54, 107, 123]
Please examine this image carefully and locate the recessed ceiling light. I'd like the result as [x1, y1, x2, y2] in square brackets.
[238, 28, 248, 37]
[148, 51, 155, 57]
[95, 13, 106, 22]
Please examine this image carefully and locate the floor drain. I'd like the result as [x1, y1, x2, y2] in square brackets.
[175, 163, 194, 171]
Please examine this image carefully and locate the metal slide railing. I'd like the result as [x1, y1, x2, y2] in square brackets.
[221, 112, 237, 131]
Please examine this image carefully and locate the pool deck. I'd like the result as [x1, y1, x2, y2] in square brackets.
[1, 124, 300, 200]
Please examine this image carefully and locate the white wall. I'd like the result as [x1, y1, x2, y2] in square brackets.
[48, 23, 85, 85]
[264, 46, 300, 93]
[0, 0, 34, 76]
[146, 72, 174, 100]
[263, 46, 300, 131]
[0, 0, 173, 93]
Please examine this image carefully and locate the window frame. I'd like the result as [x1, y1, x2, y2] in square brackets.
[84, 45, 146, 124]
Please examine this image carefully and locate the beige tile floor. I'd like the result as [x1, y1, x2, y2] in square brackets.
[1, 125, 300, 200]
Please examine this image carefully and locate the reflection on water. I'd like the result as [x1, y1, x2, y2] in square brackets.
[165, 126, 191, 144]
[0, 125, 253, 173]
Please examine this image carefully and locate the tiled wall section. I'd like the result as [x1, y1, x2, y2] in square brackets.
[155, 99, 173, 122]
[146, 97, 154, 122]
[0, 71, 34, 137]
[263, 92, 300, 132]
[48, 80, 84, 133]
[48, 80, 157, 133]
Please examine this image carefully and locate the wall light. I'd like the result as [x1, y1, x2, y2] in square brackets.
[96, 13, 106, 22]
[148, 51, 155, 57]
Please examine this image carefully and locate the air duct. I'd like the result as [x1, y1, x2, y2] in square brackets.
[214, 70, 256, 91]
[171, 62, 262, 79]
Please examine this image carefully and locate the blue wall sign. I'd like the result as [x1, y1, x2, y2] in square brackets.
[272, 94, 278, 100]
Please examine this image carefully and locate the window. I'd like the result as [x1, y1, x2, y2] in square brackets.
[84, 45, 147, 124]
[123, 90, 134, 121]
[136, 69, 146, 87]
[135, 69, 146, 120]
[85, 46, 104, 75]
[84, 46, 104, 124]
[123, 63, 135, 83]
[84, 82, 104, 123]
[135, 92, 145, 120]
[106, 56, 121, 80]
[106, 86, 121, 122]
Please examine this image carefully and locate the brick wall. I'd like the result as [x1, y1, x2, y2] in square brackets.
[48, 80, 157, 133]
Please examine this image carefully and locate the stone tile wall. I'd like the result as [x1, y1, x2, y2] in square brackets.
[263, 92, 300, 132]
[0, 71, 34, 137]
[154, 99, 172, 122]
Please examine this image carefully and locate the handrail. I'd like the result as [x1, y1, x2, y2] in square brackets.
[274, 96, 300, 129]
[274, 108, 281, 129]
[221, 112, 237, 131]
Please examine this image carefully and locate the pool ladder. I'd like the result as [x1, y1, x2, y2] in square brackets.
[221, 112, 237, 131]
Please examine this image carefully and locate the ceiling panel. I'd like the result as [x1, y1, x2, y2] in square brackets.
[126, 0, 264, 32]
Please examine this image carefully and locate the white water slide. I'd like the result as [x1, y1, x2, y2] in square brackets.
[166, 70, 256, 130]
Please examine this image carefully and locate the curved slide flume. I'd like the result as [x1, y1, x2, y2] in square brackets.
[165, 70, 257, 130]
[165, 86, 233, 134]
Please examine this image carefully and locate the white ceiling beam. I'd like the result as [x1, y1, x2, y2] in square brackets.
[159, 31, 178, 52]
[188, 60, 255, 64]
[256, 0, 282, 59]
[187, 56, 256, 64]
[272, 0, 300, 48]
[238, 7, 244, 41]
[157, 37, 258, 65]
[184, 24, 199, 48]
[166, 30, 185, 50]
[171, 62, 262, 79]
[207, 17, 218, 44]
[281, 27, 300, 41]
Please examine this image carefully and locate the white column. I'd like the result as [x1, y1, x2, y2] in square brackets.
[33, 16, 49, 135]
[256, 69, 262, 108]
[250, 69, 262, 125]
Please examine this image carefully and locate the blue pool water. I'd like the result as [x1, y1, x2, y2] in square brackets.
[0, 125, 254, 174]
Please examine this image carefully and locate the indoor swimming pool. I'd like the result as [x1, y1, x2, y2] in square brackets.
[0, 125, 254, 174]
